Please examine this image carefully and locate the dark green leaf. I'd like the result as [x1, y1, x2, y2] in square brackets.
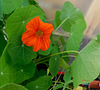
[0, 44, 36, 86]
[1, 0, 23, 14]
[71, 35, 100, 87]
[6, 5, 43, 40]
[63, 68, 71, 82]
[0, 31, 7, 57]
[49, 45, 60, 76]
[54, 10, 61, 29]
[66, 19, 86, 51]
[59, 36, 65, 46]
[60, 1, 84, 32]
[7, 35, 36, 65]
[0, 83, 28, 90]
[26, 75, 52, 90]
[38, 44, 52, 56]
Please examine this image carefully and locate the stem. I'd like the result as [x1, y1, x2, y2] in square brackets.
[63, 80, 73, 90]
[62, 55, 76, 58]
[49, 70, 64, 90]
[53, 17, 69, 34]
[35, 50, 79, 64]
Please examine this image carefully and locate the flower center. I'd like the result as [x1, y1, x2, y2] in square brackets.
[36, 30, 43, 37]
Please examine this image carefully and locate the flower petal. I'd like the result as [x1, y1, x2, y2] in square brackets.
[26, 16, 41, 32]
[32, 38, 41, 52]
[39, 21, 54, 38]
[22, 30, 37, 46]
[40, 38, 50, 51]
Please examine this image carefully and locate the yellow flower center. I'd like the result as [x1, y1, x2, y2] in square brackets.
[36, 30, 43, 37]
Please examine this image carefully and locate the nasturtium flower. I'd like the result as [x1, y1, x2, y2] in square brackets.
[22, 16, 54, 52]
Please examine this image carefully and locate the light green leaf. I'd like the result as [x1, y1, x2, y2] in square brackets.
[1, 0, 23, 14]
[0, 31, 7, 57]
[26, 75, 52, 90]
[6, 5, 43, 40]
[0, 83, 28, 90]
[38, 44, 52, 56]
[66, 19, 86, 51]
[0, 44, 36, 86]
[60, 1, 84, 32]
[0, 0, 2, 19]
[7, 35, 36, 65]
[49, 45, 60, 76]
[54, 10, 61, 29]
[71, 35, 100, 87]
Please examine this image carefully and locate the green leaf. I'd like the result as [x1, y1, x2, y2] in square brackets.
[59, 36, 65, 46]
[0, 83, 28, 90]
[0, 44, 36, 86]
[71, 35, 100, 87]
[54, 10, 61, 29]
[63, 68, 71, 82]
[1, 0, 23, 14]
[49, 45, 60, 76]
[0, 31, 7, 57]
[26, 75, 52, 90]
[6, 5, 43, 40]
[66, 19, 86, 51]
[0, 0, 2, 19]
[22, 0, 29, 6]
[53, 83, 63, 90]
[60, 1, 84, 32]
[38, 44, 52, 56]
[14, 61, 36, 83]
[7, 35, 36, 65]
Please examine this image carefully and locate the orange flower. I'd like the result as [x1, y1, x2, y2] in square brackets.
[21, 16, 54, 52]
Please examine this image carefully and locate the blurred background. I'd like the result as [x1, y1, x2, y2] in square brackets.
[36, 0, 100, 46]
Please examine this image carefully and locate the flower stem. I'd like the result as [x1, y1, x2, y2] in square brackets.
[35, 50, 79, 64]
[53, 17, 69, 34]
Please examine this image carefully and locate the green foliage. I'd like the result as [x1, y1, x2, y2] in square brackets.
[6, 5, 43, 40]
[54, 10, 61, 29]
[53, 84, 63, 90]
[71, 35, 100, 87]
[22, 0, 29, 6]
[38, 44, 52, 56]
[0, 83, 28, 90]
[60, 1, 84, 32]
[49, 45, 60, 76]
[66, 19, 86, 51]
[7, 35, 36, 65]
[1, 0, 23, 14]
[26, 75, 52, 90]
[0, 31, 7, 57]
[0, 0, 2, 19]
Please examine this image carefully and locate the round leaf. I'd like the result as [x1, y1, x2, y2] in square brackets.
[6, 5, 43, 40]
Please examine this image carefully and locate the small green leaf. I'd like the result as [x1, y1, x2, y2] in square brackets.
[0, 31, 7, 57]
[71, 35, 100, 87]
[1, 0, 23, 14]
[49, 45, 60, 76]
[53, 83, 63, 90]
[54, 10, 61, 29]
[0, 83, 28, 90]
[0, 0, 2, 19]
[63, 68, 71, 82]
[6, 5, 43, 40]
[66, 19, 86, 51]
[26, 75, 52, 90]
[7, 35, 36, 65]
[38, 44, 52, 56]
[59, 36, 65, 46]
[60, 1, 84, 32]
